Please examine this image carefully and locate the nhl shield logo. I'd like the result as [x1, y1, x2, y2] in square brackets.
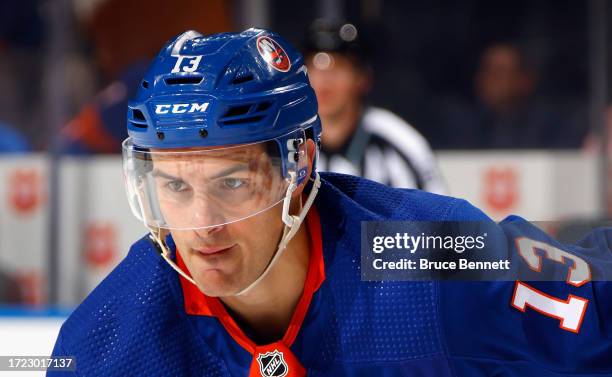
[257, 350, 288, 377]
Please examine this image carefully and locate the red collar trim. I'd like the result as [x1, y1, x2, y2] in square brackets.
[176, 206, 325, 354]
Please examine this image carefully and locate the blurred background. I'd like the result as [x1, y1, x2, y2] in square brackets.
[0, 0, 610, 365]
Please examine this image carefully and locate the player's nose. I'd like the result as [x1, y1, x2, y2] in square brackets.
[188, 194, 227, 225]
[194, 224, 225, 238]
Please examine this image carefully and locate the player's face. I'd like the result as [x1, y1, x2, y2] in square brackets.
[170, 198, 285, 297]
[150, 144, 287, 297]
[307, 52, 366, 118]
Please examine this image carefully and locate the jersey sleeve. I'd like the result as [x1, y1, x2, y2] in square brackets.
[46, 330, 78, 376]
[440, 199, 612, 376]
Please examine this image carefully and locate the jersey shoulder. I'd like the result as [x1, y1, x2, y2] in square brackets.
[317, 172, 485, 222]
[51, 236, 223, 376]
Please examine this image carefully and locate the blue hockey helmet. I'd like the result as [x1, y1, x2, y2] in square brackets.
[126, 28, 320, 156]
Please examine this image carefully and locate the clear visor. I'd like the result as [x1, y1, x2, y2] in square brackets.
[122, 130, 307, 230]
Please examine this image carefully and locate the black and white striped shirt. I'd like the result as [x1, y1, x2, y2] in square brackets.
[317, 107, 446, 193]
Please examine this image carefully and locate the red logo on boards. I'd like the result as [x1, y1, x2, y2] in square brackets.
[483, 167, 519, 212]
[257, 36, 291, 72]
[8, 169, 46, 215]
[85, 222, 117, 267]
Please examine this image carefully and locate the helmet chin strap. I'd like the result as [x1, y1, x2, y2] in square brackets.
[145, 171, 321, 297]
[150, 228, 197, 284]
[137, 191, 198, 286]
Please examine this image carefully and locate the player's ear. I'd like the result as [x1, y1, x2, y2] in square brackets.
[291, 139, 316, 199]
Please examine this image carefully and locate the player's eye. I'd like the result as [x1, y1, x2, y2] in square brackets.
[223, 177, 247, 190]
[165, 179, 189, 193]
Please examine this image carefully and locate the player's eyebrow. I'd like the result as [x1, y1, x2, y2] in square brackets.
[151, 168, 181, 181]
[208, 164, 249, 180]
[152, 164, 249, 181]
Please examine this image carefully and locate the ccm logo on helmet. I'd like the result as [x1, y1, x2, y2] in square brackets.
[257, 36, 291, 72]
[155, 103, 209, 115]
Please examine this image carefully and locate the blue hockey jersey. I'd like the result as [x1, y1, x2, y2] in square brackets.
[49, 173, 612, 376]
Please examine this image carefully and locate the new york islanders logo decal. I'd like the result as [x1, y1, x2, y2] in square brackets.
[257, 36, 291, 72]
[257, 349, 288, 377]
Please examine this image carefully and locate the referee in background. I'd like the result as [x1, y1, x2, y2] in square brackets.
[304, 19, 446, 193]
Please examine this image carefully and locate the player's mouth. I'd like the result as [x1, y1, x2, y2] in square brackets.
[192, 244, 236, 256]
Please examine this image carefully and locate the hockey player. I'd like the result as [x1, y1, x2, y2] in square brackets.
[49, 29, 612, 376]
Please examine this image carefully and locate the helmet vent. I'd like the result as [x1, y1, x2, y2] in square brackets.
[130, 121, 147, 129]
[218, 101, 274, 126]
[255, 101, 272, 112]
[132, 109, 146, 121]
[223, 104, 252, 118]
[220, 115, 265, 126]
[164, 76, 203, 85]
[232, 73, 254, 85]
